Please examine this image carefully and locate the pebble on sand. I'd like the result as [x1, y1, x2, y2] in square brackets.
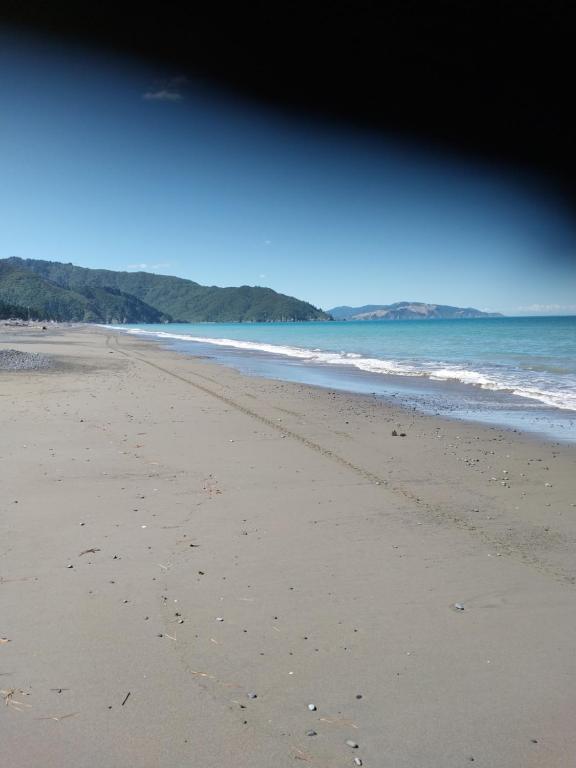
[346, 740, 359, 748]
[307, 703, 317, 711]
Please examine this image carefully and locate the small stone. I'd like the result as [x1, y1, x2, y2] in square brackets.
[216, 617, 224, 622]
[67, 564, 74, 569]
[355, 694, 363, 699]
[306, 730, 317, 737]
[247, 692, 257, 699]
[307, 703, 317, 711]
[346, 740, 359, 748]
[354, 759, 363, 766]
[453, 602, 465, 611]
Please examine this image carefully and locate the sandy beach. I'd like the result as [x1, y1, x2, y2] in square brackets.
[1, 324, 575, 767]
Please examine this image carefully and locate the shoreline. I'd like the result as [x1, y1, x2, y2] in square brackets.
[1, 324, 575, 767]
[110, 324, 576, 444]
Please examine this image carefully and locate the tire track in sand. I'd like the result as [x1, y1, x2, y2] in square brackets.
[106, 331, 575, 585]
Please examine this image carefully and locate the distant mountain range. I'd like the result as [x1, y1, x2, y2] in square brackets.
[0, 258, 330, 323]
[329, 302, 503, 320]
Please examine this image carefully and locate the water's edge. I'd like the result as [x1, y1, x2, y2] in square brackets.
[105, 325, 576, 444]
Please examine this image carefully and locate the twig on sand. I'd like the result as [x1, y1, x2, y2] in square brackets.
[292, 747, 340, 766]
[293, 749, 322, 763]
[0, 576, 36, 584]
[189, 670, 216, 680]
[37, 712, 78, 721]
[2, 688, 15, 705]
[2, 688, 32, 712]
[121, 691, 131, 706]
[79, 548, 101, 556]
[319, 717, 359, 728]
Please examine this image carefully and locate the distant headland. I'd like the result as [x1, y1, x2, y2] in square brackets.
[329, 302, 503, 320]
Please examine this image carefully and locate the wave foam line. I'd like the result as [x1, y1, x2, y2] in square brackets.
[106, 327, 576, 412]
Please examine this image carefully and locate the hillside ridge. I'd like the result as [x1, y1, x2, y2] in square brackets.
[0, 258, 330, 323]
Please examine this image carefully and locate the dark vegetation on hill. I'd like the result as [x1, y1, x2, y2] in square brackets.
[0, 258, 330, 323]
[0, 298, 43, 321]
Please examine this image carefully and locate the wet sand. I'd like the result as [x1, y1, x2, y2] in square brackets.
[1, 325, 575, 767]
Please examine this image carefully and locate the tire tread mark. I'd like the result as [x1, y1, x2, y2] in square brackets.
[107, 333, 575, 585]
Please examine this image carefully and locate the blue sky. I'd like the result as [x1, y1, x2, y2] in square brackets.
[1, 30, 575, 315]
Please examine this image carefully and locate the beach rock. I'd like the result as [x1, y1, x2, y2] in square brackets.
[346, 739, 359, 748]
[306, 730, 317, 736]
[307, 703, 317, 711]
[247, 692, 257, 699]
[453, 602, 465, 611]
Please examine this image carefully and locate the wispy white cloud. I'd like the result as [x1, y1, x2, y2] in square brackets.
[515, 303, 576, 314]
[142, 76, 188, 102]
[127, 263, 171, 272]
[143, 89, 183, 102]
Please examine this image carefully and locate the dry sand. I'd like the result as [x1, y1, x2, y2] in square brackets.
[1, 324, 575, 767]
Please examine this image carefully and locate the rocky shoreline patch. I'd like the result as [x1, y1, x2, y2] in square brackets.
[0, 348, 51, 370]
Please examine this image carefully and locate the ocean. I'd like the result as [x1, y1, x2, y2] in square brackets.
[107, 316, 576, 442]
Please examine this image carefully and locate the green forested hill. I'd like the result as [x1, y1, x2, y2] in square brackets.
[0, 258, 330, 322]
[0, 260, 169, 323]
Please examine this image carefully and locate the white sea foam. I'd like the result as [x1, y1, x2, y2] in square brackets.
[105, 326, 576, 412]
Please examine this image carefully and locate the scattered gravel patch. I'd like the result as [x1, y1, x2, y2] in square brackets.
[0, 349, 51, 371]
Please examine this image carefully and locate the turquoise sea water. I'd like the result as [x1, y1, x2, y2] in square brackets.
[108, 317, 576, 440]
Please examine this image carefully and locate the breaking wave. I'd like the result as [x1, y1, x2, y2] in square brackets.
[105, 326, 576, 412]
